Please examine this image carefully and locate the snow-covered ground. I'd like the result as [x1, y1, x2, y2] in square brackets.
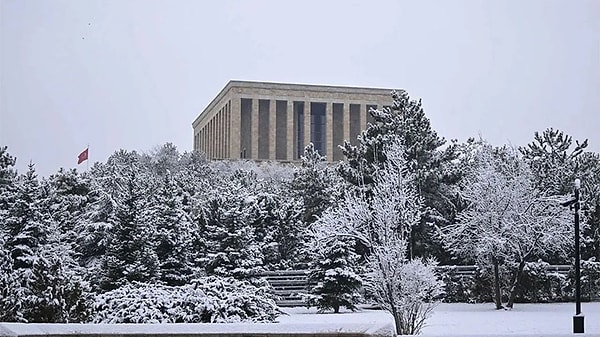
[422, 302, 600, 336]
[2, 303, 598, 337]
[280, 302, 600, 336]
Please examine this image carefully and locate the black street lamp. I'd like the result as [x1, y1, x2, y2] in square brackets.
[573, 178, 584, 334]
[562, 178, 584, 333]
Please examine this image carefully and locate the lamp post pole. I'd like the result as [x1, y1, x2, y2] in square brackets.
[573, 178, 584, 334]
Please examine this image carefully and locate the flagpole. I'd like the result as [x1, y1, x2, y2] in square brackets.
[87, 143, 90, 171]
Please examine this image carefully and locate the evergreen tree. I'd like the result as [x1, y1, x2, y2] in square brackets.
[100, 152, 159, 290]
[44, 168, 90, 247]
[147, 142, 182, 177]
[290, 143, 342, 226]
[201, 179, 263, 279]
[5, 163, 49, 270]
[0, 146, 17, 213]
[520, 128, 588, 195]
[306, 237, 362, 313]
[338, 90, 456, 259]
[1, 162, 92, 322]
[151, 171, 194, 285]
[0, 235, 20, 321]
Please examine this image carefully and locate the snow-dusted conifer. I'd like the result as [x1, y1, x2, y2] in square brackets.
[290, 143, 342, 225]
[201, 176, 263, 279]
[305, 237, 362, 313]
[100, 151, 159, 290]
[338, 91, 456, 259]
[44, 168, 90, 246]
[520, 128, 587, 195]
[5, 163, 48, 270]
[151, 171, 194, 285]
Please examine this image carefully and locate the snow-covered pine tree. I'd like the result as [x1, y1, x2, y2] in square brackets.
[201, 175, 263, 279]
[147, 142, 182, 177]
[22, 244, 93, 322]
[5, 163, 49, 270]
[151, 171, 195, 286]
[0, 234, 20, 321]
[306, 236, 362, 313]
[0, 146, 17, 214]
[290, 143, 342, 226]
[520, 128, 588, 195]
[1, 162, 92, 322]
[338, 90, 456, 259]
[521, 130, 600, 264]
[100, 151, 159, 290]
[43, 168, 90, 248]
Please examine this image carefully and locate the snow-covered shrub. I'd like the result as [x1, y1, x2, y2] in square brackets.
[515, 261, 566, 303]
[304, 238, 362, 313]
[0, 252, 93, 323]
[436, 266, 476, 303]
[469, 264, 514, 304]
[93, 276, 280, 323]
[564, 258, 600, 302]
[367, 244, 444, 336]
[580, 258, 600, 301]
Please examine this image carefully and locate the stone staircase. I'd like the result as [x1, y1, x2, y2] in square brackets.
[261, 270, 313, 307]
[261, 265, 572, 307]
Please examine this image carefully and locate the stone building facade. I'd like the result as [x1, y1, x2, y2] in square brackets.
[192, 80, 392, 162]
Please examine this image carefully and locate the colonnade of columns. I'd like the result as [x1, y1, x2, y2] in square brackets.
[197, 100, 232, 160]
[196, 97, 381, 162]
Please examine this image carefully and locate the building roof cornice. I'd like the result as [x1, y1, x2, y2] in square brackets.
[192, 80, 393, 128]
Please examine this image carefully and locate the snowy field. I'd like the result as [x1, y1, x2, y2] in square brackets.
[279, 302, 600, 336]
[2, 303, 599, 337]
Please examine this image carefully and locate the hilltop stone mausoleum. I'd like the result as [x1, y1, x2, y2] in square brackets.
[192, 80, 392, 162]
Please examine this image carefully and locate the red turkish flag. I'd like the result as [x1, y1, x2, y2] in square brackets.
[78, 148, 89, 164]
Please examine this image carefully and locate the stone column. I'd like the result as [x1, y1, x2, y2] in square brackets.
[361, 104, 367, 131]
[230, 97, 241, 159]
[211, 118, 215, 159]
[217, 114, 220, 158]
[251, 98, 259, 159]
[343, 103, 350, 142]
[269, 99, 276, 160]
[226, 102, 230, 158]
[201, 129, 205, 155]
[221, 109, 225, 159]
[200, 128, 204, 155]
[286, 101, 294, 161]
[206, 118, 213, 159]
[203, 127, 207, 157]
[326, 102, 333, 160]
[304, 101, 311, 151]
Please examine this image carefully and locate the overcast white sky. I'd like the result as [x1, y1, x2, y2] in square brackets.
[1, 0, 599, 177]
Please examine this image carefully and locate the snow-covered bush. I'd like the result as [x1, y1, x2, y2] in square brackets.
[93, 276, 280, 323]
[564, 258, 600, 302]
[516, 261, 567, 303]
[580, 258, 600, 301]
[367, 243, 444, 335]
[0, 251, 93, 323]
[436, 266, 476, 303]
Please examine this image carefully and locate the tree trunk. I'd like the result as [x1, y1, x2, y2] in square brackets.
[493, 259, 503, 310]
[393, 311, 402, 336]
[506, 260, 526, 309]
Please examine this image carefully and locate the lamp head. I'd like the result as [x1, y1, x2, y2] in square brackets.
[575, 178, 581, 190]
